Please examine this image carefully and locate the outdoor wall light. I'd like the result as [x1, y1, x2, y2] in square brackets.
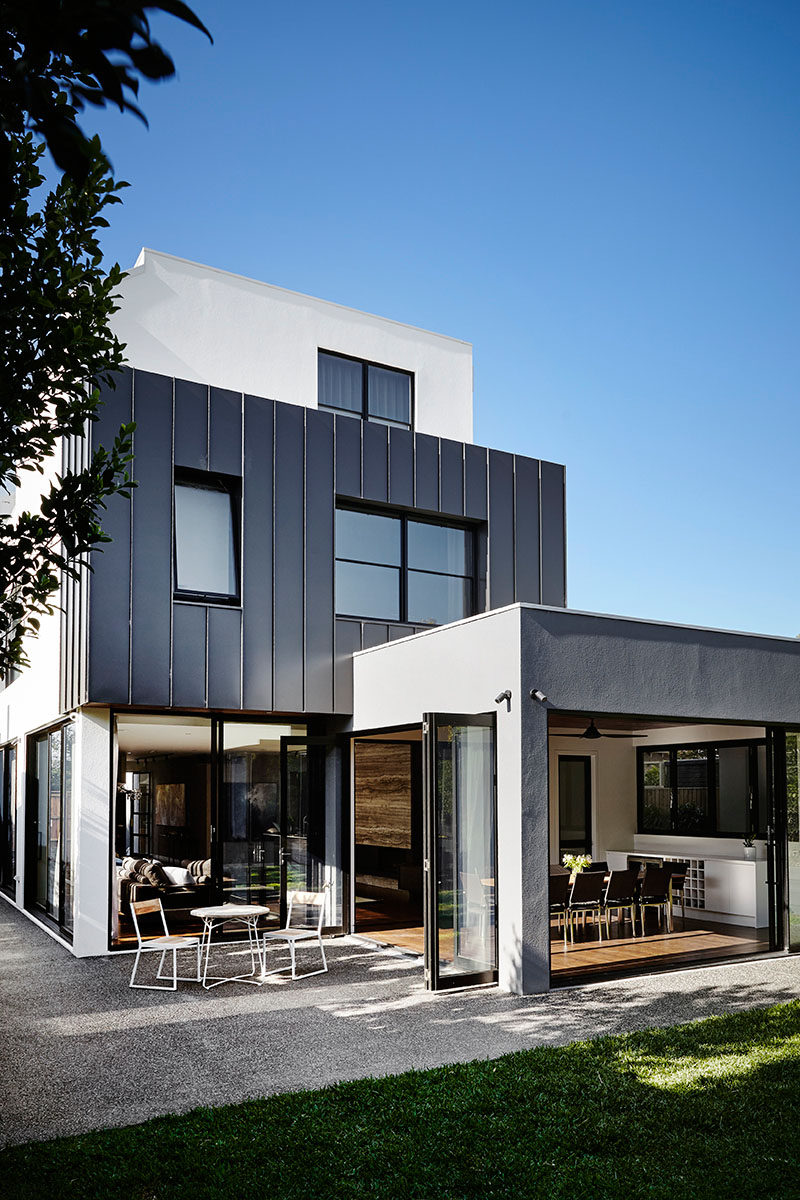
[494, 689, 512, 705]
[530, 689, 548, 703]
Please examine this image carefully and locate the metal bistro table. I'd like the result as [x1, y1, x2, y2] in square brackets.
[190, 903, 272, 989]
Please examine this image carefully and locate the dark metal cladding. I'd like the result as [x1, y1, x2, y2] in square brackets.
[388, 427, 414, 507]
[209, 387, 242, 477]
[207, 606, 242, 709]
[172, 604, 207, 707]
[84, 368, 566, 717]
[540, 460, 567, 607]
[488, 449, 515, 609]
[242, 395, 274, 711]
[174, 379, 208, 470]
[272, 403, 305, 711]
[305, 411, 335, 712]
[129, 371, 173, 706]
[361, 421, 388, 504]
[513, 455, 541, 603]
[85, 369, 134, 705]
[439, 438, 464, 517]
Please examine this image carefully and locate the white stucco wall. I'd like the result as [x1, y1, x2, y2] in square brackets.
[111, 249, 474, 443]
[72, 708, 112, 956]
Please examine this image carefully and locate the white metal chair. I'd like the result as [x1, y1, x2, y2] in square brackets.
[260, 887, 329, 980]
[129, 898, 202, 991]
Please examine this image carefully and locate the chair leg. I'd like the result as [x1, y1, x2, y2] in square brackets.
[318, 934, 328, 974]
[129, 949, 142, 989]
[289, 940, 297, 980]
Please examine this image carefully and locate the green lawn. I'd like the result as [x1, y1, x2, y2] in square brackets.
[3, 1002, 800, 1200]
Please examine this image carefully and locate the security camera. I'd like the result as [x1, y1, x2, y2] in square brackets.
[494, 689, 512, 704]
[530, 689, 547, 703]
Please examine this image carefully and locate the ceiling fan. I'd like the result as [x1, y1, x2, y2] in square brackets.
[559, 719, 648, 740]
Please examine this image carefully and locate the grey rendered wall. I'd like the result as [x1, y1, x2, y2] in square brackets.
[81, 367, 567, 714]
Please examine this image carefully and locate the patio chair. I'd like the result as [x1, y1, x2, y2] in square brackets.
[261, 886, 329, 980]
[549, 870, 570, 948]
[638, 865, 673, 936]
[567, 870, 606, 942]
[129, 898, 202, 991]
[601, 868, 639, 937]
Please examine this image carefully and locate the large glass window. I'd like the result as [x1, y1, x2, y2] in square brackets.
[319, 351, 412, 429]
[0, 743, 16, 897]
[639, 738, 766, 836]
[335, 507, 474, 625]
[174, 473, 239, 601]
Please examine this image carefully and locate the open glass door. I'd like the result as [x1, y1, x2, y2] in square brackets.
[765, 726, 790, 951]
[280, 736, 336, 928]
[422, 713, 497, 990]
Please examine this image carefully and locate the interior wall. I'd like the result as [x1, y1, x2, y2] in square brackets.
[548, 722, 769, 866]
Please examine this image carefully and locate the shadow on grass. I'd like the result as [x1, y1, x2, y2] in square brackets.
[2, 1001, 799, 1200]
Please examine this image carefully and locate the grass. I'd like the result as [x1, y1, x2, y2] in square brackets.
[3, 1002, 800, 1200]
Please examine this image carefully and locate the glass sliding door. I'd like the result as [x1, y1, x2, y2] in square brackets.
[784, 731, 800, 951]
[423, 713, 497, 990]
[0, 743, 16, 897]
[220, 722, 301, 926]
[280, 736, 341, 928]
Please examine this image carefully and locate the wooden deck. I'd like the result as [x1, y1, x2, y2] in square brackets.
[551, 912, 770, 985]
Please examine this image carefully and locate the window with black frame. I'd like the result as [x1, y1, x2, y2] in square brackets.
[173, 471, 240, 602]
[335, 507, 474, 625]
[318, 351, 412, 429]
[638, 739, 767, 837]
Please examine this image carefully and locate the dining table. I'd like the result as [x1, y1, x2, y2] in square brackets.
[190, 903, 272, 989]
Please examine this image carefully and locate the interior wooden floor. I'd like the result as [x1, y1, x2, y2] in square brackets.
[354, 898, 425, 955]
[551, 911, 770, 986]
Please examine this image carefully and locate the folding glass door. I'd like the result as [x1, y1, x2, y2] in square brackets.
[422, 713, 497, 990]
[0, 743, 16, 897]
[27, 723, 74, 937]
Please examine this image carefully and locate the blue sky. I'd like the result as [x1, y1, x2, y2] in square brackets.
[89, 1, 800, 636]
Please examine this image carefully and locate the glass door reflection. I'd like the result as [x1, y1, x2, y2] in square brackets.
[221, 723, 304, 927]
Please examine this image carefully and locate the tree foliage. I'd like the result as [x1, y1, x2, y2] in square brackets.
[0, 2, 211, 677]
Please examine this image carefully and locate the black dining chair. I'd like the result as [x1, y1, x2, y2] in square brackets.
[567, 870, 606, 942]
[601, 868, 639, 937]
[549, 871, 571, 948]
[668, 861, 690, 923]
[638, 865, 673, 936]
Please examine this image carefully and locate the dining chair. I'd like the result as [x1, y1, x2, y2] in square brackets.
[638, 865, 673, 936]
[129, 898, 202, 991]
[567, 870, 606, 942]
[668, 861, 690, 923]
[549, 871, 571, 948]
[601, 868, 639, 937]
[261, 886, 329, 980]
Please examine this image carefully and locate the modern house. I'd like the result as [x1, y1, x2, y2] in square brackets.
[1, 248, 799, 995]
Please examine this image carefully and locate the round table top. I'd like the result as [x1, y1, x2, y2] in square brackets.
[190, 904, 272, 918]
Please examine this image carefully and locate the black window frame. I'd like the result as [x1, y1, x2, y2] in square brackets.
[318, 349, 414, 430]
[637, 737, 767, 838]
[173, 467, 242, 606]
[334, 503, 475, 626]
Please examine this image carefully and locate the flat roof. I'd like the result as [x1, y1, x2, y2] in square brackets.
[353, 601, 800, 657]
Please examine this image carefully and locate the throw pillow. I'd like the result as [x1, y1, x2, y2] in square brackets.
[141, 860, 172, 890]
[163, 865, 194, 888]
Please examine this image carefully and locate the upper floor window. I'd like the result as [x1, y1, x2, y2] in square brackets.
[174, 472, 240, 602]
[318, 351, 412, 429]
[335, 507, 473, 625]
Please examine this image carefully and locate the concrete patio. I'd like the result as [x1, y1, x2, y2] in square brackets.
[1, 897, 798, 1149]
